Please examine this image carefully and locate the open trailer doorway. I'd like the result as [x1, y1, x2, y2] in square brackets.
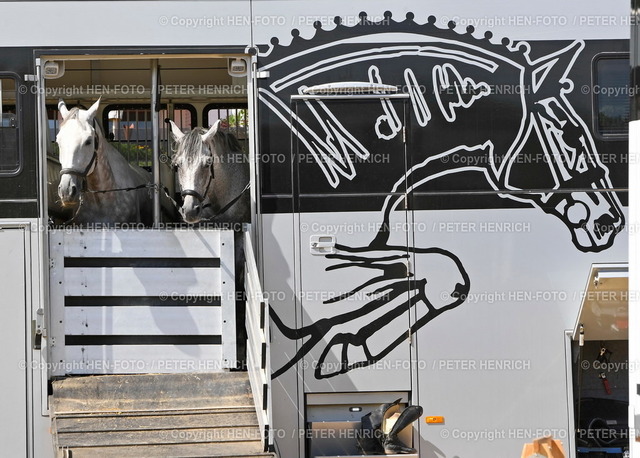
[570, 264, 629, 458]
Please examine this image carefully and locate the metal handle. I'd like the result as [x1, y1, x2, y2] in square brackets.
[310, 235, 336, 255]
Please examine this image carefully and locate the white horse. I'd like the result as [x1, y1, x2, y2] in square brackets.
[56, 99, 152, 225]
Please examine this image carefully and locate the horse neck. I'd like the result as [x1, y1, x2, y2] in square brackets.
[86, 132, 117, 192]
[209, 145, 239, 192]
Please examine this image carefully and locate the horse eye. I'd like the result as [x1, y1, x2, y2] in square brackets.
[84, 139, 92, 146]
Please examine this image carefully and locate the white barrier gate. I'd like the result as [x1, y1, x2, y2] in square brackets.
[48, 228, 236, 376]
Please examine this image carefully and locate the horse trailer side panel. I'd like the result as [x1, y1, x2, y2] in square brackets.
[261, 212, 305, 457]
[0, 226, 29, 456]
[411, 206, 629, 457]
[630, 119, 640, 457]
[255, 5, 629, 458]
[0, 2, 252, 48]
[251, 0, 629, 46]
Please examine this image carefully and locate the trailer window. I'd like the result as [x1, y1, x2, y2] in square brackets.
[0, 78, 19, 175]
[204, 104, 248, 150]
[594, 56, 629, 137]
[103, 104, 196, 168]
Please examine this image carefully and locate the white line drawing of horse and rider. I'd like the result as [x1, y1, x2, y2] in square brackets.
[259, 25, 624, 379]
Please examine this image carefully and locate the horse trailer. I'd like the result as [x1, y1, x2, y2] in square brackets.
[0, 0, 638, 457]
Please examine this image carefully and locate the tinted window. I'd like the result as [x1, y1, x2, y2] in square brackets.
[595, 57, 629, 137]
[0, 78, 19, 174]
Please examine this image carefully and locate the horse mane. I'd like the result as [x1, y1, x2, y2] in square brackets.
[173, 127, 243, 165]
[213, 129, 243, 154]
[59, 107, 82, 126]
[59, 106, 106, 140]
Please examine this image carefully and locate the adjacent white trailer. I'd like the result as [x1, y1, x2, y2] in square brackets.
[0, 1, 634, 457]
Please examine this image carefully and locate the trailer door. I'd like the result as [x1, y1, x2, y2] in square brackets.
[0, 64, 38, 455]
[0, 225, 29, 456]
[292, 91, 415, 392]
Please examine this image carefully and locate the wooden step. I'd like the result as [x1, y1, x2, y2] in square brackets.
[51, 373, 273, 458]
[54, 409, 259, 433]
[52, 372, 253, 414]
[58, 441, 275, 457]
[56, 424, 265, 447]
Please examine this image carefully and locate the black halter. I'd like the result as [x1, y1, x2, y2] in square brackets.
[174, 157, 249, 220]
[59, 119, 100, 182]
[179, 160, 214, 204]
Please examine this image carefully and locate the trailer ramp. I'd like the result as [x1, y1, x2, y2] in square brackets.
[49, 228, 237, 375]
[51, 372, 274, 457]
[48, 227, 275, 456]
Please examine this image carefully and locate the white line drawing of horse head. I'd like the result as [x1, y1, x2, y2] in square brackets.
[259, 16, 624, 253]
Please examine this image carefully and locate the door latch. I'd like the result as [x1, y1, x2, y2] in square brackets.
[32, 308, 44, 350]
[310, 235, 337, 255]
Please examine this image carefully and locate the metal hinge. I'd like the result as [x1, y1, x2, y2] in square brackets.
[405, 258, 412, 277]
[32, 308, 44, 350]
[24, 74, 37, 82]
[254, 70, 270, 79]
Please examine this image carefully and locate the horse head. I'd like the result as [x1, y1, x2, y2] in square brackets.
[505, 41, 624, 252]
[169, 120, 219, 224]
[56, 98, 101, 207]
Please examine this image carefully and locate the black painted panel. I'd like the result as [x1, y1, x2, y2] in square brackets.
[0, 48, 37, 217]
[257, 15, 629, 214]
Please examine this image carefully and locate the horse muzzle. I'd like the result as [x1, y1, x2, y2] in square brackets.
[546, 190, 624, 252]
[181, 194, 204, 224]
[58, 174, 82, 207]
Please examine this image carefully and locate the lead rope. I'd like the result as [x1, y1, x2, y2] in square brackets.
[202, 182, 250, 221]
[161, 182, 250, 221]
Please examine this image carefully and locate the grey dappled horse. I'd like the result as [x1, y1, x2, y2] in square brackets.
[170, 120, 250, 367]
[169, 120, 249, 225]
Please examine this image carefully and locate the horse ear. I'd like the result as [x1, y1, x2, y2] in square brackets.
[201, 120, 221, 143]
[58, 99, 69, 119]
[531, 40, 584, 94]
[85, 97, 101, 121]
[169, 120, 185, 141]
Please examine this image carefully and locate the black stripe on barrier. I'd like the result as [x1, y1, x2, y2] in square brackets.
[260, 301, 266, 330]
[262, 384, 269, 411]
[264, 425, 270, 452]
[64, 257, 220, 268]
[64, 335, 222, 346]
[64, 296, 221, 307]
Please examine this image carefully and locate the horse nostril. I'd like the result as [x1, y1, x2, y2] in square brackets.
[594, 214, 617, 238]
[70, 185, 77, 197]
[194, 204, 201, 214]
